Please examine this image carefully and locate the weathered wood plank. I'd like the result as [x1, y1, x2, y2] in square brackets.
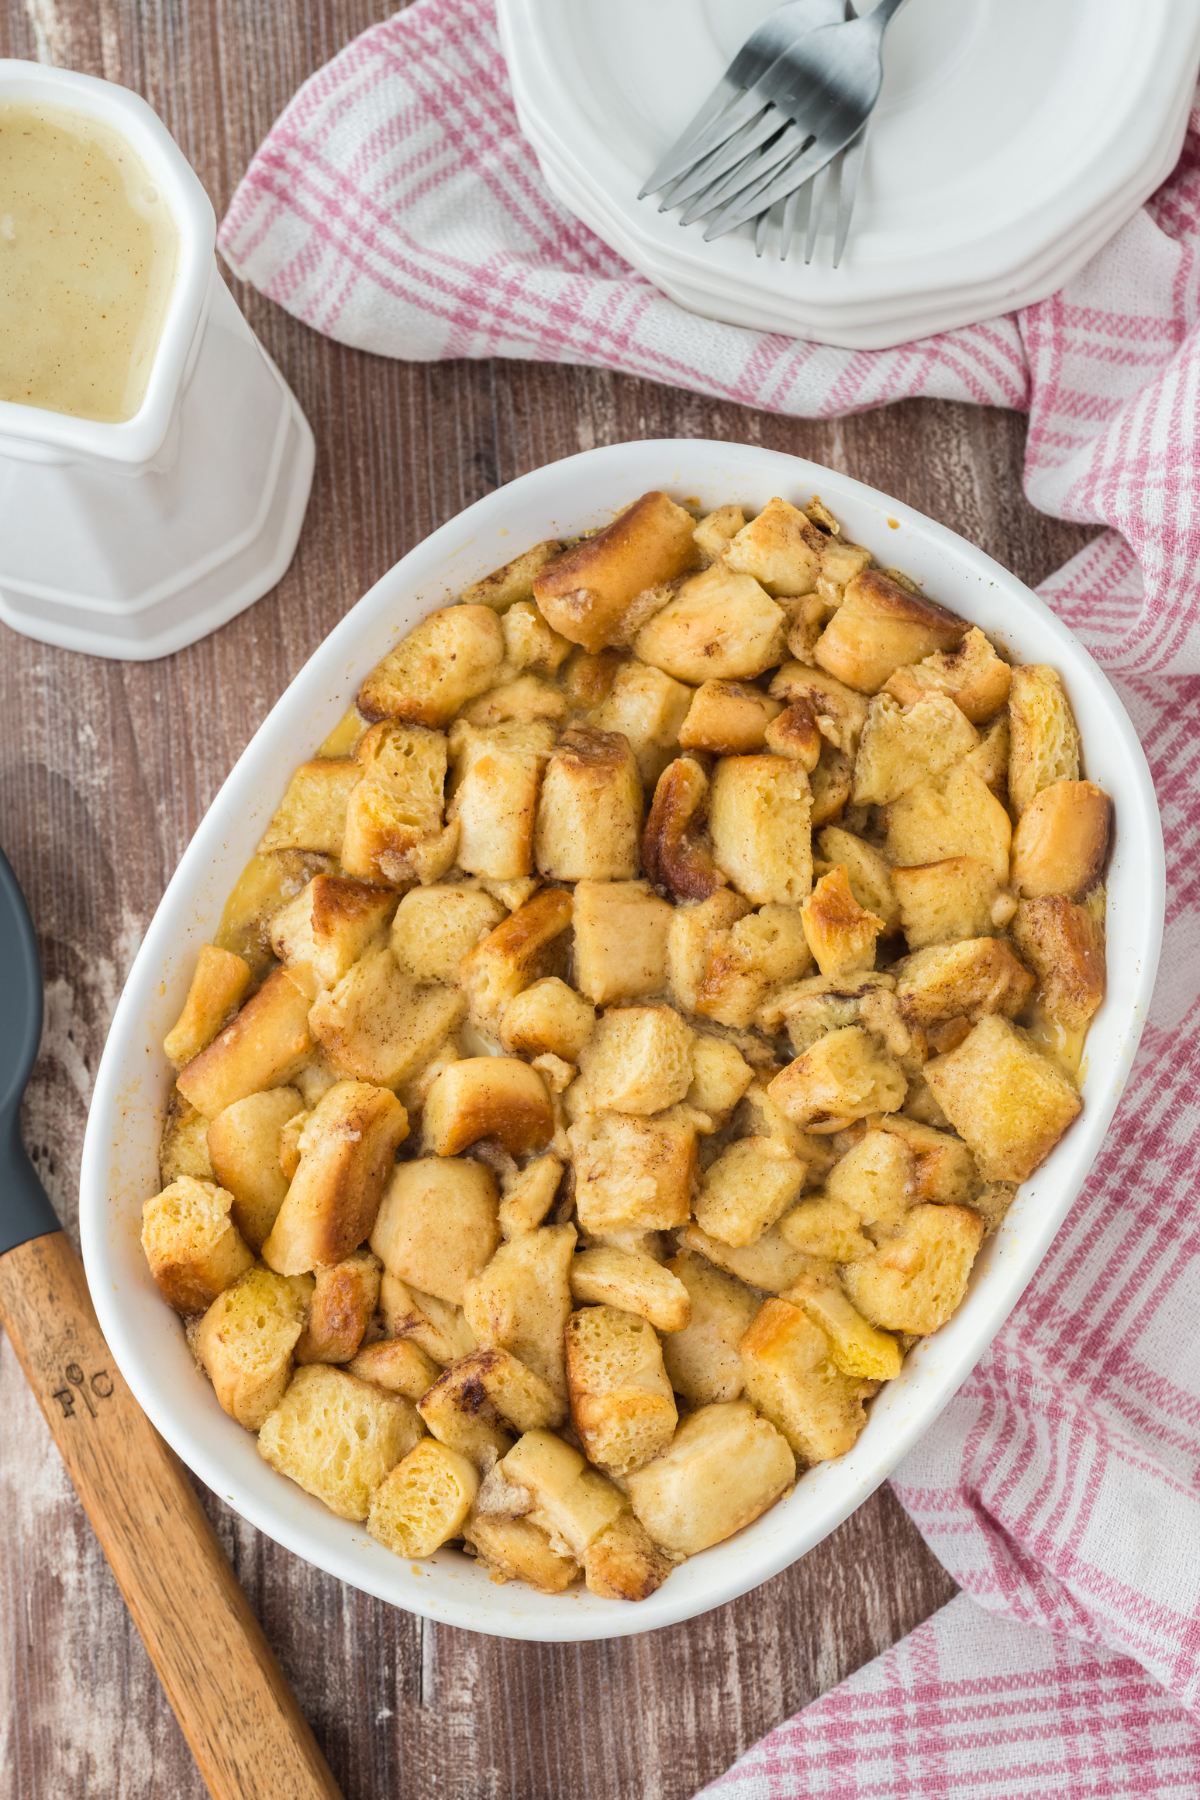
[0, 3, 1093, 1794]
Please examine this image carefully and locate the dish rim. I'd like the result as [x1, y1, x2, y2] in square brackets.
[79, 438, 1164, 1641]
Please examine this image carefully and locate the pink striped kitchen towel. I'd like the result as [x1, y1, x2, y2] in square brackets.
[220, 4, 1200, 1792]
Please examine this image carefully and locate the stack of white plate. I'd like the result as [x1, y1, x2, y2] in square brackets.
[498, 0, 1200, 349]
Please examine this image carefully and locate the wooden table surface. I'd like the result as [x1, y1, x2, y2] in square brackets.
[0, 5, 1095, 1795]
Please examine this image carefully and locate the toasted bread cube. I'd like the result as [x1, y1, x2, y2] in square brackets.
[448, 720, 555, 880]
[583, 1511, 672, 1602]
[809, 746, 853, 827]
[370, 1156, 499, 1304]
[887, 762, 1011, 883]
[1011, 897, 1106, 1032]
[577, 1004, 695, 1116]
[368, 1439, 479, 1557]
[678, 1222, 820, 1296]
[567, 879, 669, 1006]
[885, 624, 1011, 723]
[258, 758, 361, 855]
[762, 698, 823, 769]
[460, 539, 563, 611]
[709, 754, 813, 906]
[924, 1015, 1081, 1181]
[791, 1282, 902, 1381]
[735, 1076, 828, 1161]
[461, 886, 573, 1028]
[724, 496, 823, 597]
[842, 1203, 983, 1335]
[693, 503, 747, 563]
[533, 492, 698, 652]
[309, 948, 465, 1090]
[464, 1511, 579, 1593]
[625, 1401, 794, 1554]
[207, 1086, 306, 1251]
[261, 1080, 408, 1276]
[1008, 664, 1080, 813]
[667, 890, 750, 1013]
[432, 1347, 564, 1435]
[463, 1223, 577, 1400]
[892, 856, 1000, 950]
[569, 1112, 695, 1235]
[770, 663, 869, 756]
[739, 1298, 868, 1462]
[678, 679, 782, 755]
[816, 535, 873, 605]
[499, 977, 594, 1061]
[694, 902, 813, 1032]
[164, 946, 252, 1068]
[348, 1336, 441, 1400]
[422, 1057, 554, 1157]
[379, 1274, 476, 1365]
[1011, 780, 1112, 898]
[559, 647, 623, 710]
[634, 564, 786, 683]
[498, 1154, 563, 1240]
[341, 722, 452, 885]
[294, 1248, 381, 1364]
[500, 1429, 626, 1556]
[815, 828, 899, 933]
[880, 1114, 979, 1205]
[643, 757, 727, 902]
[565, 1305, 677, 1476]
[463, 676, 568, 730]
[194, 1266, 306, 1430]
[895, 938, 1033, 1028]
[801, 865, 884, 978]
[159, 1095, 214, 1186]
[687, 1034, 755, 1123]
[215, 850, 340, 975]
[825, 1128, 913, 1237]
[592, 660, 694, 786]
[358, 604, 505, 725]
[661, 1252, 758, 1404]
[569, 1247, 691, 1333]
[176, 968, 313, 1119]
[142, 1177, 253, 1314]
[257, 1364, 421, 1519]
[695, 1137, 807, 1249]
[390, 883, 505, 986]
[413, 1359, 516, 1468]
[500, 599, 573, 676]
[769, 1027, 906, 1131]
[852, 693, 978, 806]
[534, 728, 642, 881]
[761, 969, 893, 1052]
[778, 1196, 872, 1262]
[269, 877, 396, 993]
[815, 569, 966, 694]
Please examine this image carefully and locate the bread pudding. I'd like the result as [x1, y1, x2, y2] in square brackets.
[142, 490, 1110, 1602]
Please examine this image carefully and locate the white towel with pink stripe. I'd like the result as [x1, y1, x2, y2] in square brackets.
[220, 4, 1200, 1791]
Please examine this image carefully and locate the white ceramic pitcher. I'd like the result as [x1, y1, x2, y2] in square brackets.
[0, 61, 315, 659]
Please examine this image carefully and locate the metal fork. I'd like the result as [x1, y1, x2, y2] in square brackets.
[639, 0, 849, 201]
[698, 0, 905, 241]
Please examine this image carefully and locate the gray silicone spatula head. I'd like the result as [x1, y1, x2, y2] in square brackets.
[0, 848, 61, 1254]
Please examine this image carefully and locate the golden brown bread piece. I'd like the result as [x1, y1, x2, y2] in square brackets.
[422, 1056, 555, 1157]
[141, 1176, 254, 1314]
[894, 937, 1035, 1027]
[308, 947, 465, 1090]
[643, 756, 727, 902]
[367, 1439, 480, 1557]
[370, 1156, 500, 1304]
[572, 878, 673, 1003]
[175, 967, 313, 1119]
[1011, 895, 1106, 1032]
[763, 698, 824, 769]
[768, 1025, 907, 1131]
[565, 1305, 677, 1477]
[341, 721, 456, 886]
[814, 569, 966, 693]
[269, 875, 396, 993]
[294, 1248, 381, 1365]
[1010, 779, 1112, 897]
[709, 754, 814, 906]
[576, 1003, 694, 1115]
[163, 945, 252, 1068]
[891, 857, 1001, 950]
[1007, 663, 1080, 813]
[206, 1086, 306, 1252]
[923, 1014, 1082, 1181]
[460, 539, 563, 611]
[739, 1297, 869, 1462]
[724, 496, 825, 596]
[448, 719, 555, 881]
[194, 1266, 306, 1430]
[624, 1401, 795, 1555]
[634, 563, 787, 684]
[357, 604, 505, 725]
[460, 885, 573, 1028]
[884, 625, 1011, 722]
[569, 1110, 696, 1235]
[534, 727, 643, 881]
[532, 491, 699, 652]
[258, 1365, 422, 1521]
[801, 865, 884, 977]
[261, 1081, 408, 1277]
[257, 758, 361, 856]
[678, 678, 782, 755]
[590, 659, 693, 786]
[841, 1203, 984, 1336]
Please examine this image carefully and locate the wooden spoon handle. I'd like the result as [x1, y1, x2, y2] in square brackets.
[0, 1229, 341, 1800]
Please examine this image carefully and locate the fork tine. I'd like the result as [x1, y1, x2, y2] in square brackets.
[679, 116, 807, 224]
[667, 104, 789, 212]
[703, 123, 847, 239]
[640, 75, 748, 197]
[779, 180, 808, 261]
[831, 127, 866, 266]
[755, 205, 773, 259]
[803, 160, 833, 263]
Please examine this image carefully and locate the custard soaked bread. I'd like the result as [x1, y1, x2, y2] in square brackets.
[144, 488, 1111, 1601]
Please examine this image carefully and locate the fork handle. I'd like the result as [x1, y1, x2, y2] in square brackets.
[0, 1227, 342, 1800]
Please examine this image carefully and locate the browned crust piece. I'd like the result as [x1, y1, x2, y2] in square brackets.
[643, 756, 727, 901]
[533, 491, 699, 652]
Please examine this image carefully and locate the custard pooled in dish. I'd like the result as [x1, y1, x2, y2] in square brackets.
[142, 490, 1111, 1601]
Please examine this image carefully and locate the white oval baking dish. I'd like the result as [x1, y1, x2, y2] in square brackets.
[79, 439, 1164, 1641]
